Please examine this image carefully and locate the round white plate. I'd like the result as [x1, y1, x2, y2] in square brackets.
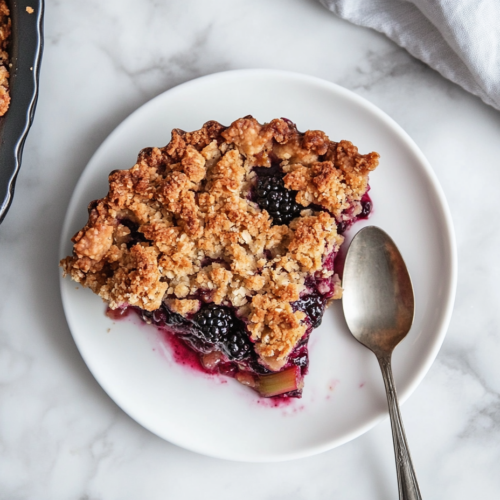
[60, 69, 456, 462]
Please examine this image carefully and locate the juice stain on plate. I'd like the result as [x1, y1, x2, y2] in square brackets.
[158, 327, 210, 375]
[325, 379, 340, 400]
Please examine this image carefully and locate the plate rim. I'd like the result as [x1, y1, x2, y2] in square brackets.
[59, 68, 457, 462]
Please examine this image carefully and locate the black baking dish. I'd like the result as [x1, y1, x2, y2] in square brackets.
[0, 0, 43, 224]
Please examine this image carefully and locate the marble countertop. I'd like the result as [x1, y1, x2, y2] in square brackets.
[1, 0, 499, 498]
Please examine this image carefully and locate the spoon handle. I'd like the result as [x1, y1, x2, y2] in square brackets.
[378, 355, 422, 500]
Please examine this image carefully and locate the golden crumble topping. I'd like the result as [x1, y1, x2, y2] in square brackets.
[61, 117, 379, 369]
[0, 1, 10, 116]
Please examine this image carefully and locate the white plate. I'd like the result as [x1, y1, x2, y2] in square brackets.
[60, 69, 456, 462]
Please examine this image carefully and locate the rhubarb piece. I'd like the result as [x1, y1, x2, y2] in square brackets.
[256, 366, 302, 398]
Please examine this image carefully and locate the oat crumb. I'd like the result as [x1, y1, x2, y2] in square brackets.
[26, 6, 34, 13]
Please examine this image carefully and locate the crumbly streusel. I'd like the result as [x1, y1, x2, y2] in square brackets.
[61, 117, 379, 369]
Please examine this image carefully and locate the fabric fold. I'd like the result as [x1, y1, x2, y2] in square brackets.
[319, 0, 500, 110]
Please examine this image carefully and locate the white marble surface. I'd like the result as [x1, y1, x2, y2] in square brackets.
[1, 0, 500, 498]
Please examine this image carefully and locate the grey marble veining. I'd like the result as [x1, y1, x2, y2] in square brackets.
[1, 0, 500, 498]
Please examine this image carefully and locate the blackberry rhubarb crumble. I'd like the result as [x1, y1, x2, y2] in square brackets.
[61, 117, 379, 398]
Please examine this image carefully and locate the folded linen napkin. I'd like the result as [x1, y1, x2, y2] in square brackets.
[319, 0, 500, 111]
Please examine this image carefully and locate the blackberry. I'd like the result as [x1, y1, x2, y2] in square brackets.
[337, 221, 349, 235]
[255, 175, 302, 225]
[194, 304, 253, 360]
[222, 331, 252, 361]
[360, 200, 372, 218]
[194, 304, 234, 344]
[294, 293, 327, 328]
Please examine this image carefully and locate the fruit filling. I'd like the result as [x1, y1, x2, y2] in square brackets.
[61, 116, 379, 398]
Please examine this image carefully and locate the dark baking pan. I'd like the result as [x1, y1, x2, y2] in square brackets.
[0, 0, 43, 224]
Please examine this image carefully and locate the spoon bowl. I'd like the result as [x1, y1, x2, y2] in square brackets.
[343, 226, 415, 356]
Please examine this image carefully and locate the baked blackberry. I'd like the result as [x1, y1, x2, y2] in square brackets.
[255, 175, 302, 226]
[337, 221, 348, 235]
[360, 200, 372, 218]
[194, 304, 252, 360]
[294, 293, 327, 328]
[222, 331, 252, 361]
[194, 304, 233, 343]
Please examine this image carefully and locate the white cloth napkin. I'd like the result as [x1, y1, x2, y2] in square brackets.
[319, 0, 500, 111]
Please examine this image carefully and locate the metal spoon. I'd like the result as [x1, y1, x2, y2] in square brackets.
[342, 226, 422, 500]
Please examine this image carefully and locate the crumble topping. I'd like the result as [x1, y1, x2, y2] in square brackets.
[61, 117, 379, 368]
[0, 1, 10, 116]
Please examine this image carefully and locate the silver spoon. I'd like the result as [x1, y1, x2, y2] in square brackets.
[342, 226, 422, 500]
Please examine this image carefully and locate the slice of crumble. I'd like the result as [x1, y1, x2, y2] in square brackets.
[61, 116, 379, 398]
